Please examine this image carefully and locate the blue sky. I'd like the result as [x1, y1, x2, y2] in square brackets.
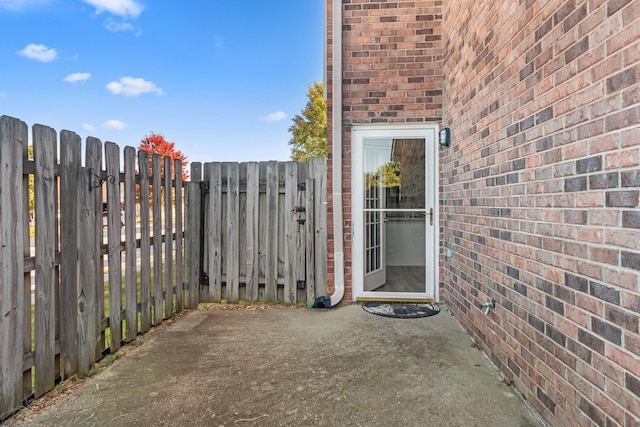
[0, 0, 324, 162]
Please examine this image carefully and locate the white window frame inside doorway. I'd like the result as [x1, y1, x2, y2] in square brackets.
[351, 124, 439, 302]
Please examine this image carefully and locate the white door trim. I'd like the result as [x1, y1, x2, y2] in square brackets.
[351, 124, 439, 302]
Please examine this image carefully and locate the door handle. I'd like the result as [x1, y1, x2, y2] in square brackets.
[429, 208, 433, 226]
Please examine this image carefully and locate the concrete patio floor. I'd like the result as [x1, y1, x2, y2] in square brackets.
[5, 304, 544, 426]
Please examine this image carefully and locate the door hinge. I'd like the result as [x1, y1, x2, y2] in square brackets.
[296, 280, 306, 289]
[293, 206, 306, 213]
[297, 182, 306, 191]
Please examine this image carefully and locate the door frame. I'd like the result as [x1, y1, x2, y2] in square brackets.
[351, 124, 439, 302]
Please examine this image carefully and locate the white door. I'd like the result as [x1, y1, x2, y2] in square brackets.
[352, 125, 438, 301]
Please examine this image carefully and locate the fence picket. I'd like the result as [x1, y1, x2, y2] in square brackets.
[265, 161, 279, 302]
[105, 142, 122, 351]
[0, 116, 26, 419]
[78, 137, 102, 375]
[184, 163, 201, 308]
[138, 151, 152, 332]
[20, 121, 31, 400]
[164, 157, 173, 319]
[284, 162, 297, 304]
[174, 159, 184, 312]
[245, 162, 259, 301]
[152, 154, 163, 324]
[33, 124, 57, 397]
[295, 162, 308, 304]
[124, 147, 137, 341]
[305, 178, 316, 305]
[59, 130, 81, 378]
[207, 163, 222, 302]
[225, 162, 240, 303]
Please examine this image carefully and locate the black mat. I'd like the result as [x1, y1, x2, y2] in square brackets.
[362, 302, 440, 318]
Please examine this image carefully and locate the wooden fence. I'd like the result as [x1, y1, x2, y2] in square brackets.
[0, 115, 328, 421]
[186, 158, 327, 305]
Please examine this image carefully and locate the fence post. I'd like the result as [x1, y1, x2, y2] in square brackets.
[184, 163, 202, 309]
[0, 116, 26, 420]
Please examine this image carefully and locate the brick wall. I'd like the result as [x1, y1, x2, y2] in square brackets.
[441, 0, 640, 426]
[325, 0, 444, 302]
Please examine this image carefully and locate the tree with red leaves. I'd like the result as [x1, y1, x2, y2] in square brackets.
[139, 132, 189, 181]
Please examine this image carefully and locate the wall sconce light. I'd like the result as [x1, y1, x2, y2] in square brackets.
[439, 127, 451, 147]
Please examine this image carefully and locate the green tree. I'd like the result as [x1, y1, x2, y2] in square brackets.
[288, 81, 327, 161]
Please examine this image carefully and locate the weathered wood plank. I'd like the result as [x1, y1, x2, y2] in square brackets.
[257, 162, 268, 301]
[0, 116, 26, 419]
[283, 162, 297, 304]
[105, 141, 122, 351]
[225, 162, 240, 304]
[174, 159, 184, 312]
[152, 154, 163, 323]
[207, 163, 223, 302]
[310, 158, 327, 297]
[296, 163, 308, 304]
[59, 130, 81, 378]
[138, 151, 152, 332]
[245, 162, 259, 302]
[184, 162, 201, 308]
[238, 163, 247, 299]
[163, 156, 173, 319]
[124, 147, 137, 341]
[78, 137, 102, 375]
[33, 124, 57, 397]
[305, 178, 316, 305]
[21, 123, 32, 400]
[264, 161, 278, 302]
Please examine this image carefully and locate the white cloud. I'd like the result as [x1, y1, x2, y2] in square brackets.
[82, 123, 95, 131]
[0, 0, 55, 12]
[83, 0, 142, 19]
[106, 76, 164, 96]
[262, 111, 287, 123]
[64, 72, 91, 83]
[105, 18, 138, 33]
[17, 43, 57, 62]
[102, 120, 127, 130]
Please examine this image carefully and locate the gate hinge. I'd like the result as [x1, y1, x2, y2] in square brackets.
[297, 182, 306, 191]
[297, 219, 306, 225]
[296, 280, 306, 289]
[293, 206, 305, 213]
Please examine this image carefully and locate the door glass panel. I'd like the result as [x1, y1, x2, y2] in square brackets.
[362, 138, 426, 292]
[380, 211, 426, 293]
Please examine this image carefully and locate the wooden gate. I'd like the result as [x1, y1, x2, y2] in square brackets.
[184, 159, 327, 305]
